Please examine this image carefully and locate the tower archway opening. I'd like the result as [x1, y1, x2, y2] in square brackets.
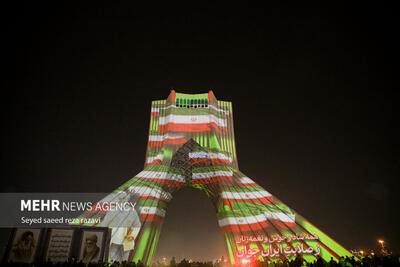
[153, 187, 227, 262]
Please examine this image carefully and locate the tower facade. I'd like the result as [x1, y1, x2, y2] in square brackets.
[74, 91, 354, 264]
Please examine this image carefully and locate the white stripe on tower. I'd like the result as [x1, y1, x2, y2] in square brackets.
[128, 186, 172, 201]
[136, 171, 185, 183]
[238, 177, 256, 184]
[192, 171, 233, 179]
[139, 207, 166, 217]
[264, 212, 295, 223]
[218, 214, 266, 227]
[209, 105, 229, 115]
[218, 212, 295, 227]
[154, 105, 229, 115]
[100, 192, 130, 202]
[158, 115, 227, 127]
[221, 190, 272, 200]
[149, 133, 186, 141]
[148, 135, 164, 141]
[189, 152, 232, 162]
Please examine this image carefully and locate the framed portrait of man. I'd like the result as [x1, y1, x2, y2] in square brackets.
[6, 228, 43, 263]
[45, 228, 75, 263]
[79, 230, 105, 264]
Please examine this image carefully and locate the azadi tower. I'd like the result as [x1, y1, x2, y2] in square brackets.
[74, 91, 354, 264]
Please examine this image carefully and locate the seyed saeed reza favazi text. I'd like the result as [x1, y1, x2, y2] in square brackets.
[21, 216, 101, 225]
[20, 200, 136, 212]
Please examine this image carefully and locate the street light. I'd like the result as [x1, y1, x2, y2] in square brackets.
[378, 240, 384, 248]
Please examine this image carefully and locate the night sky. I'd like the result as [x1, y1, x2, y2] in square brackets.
[1, 5, 399, 261]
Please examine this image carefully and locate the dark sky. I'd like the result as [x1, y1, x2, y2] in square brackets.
[1, 5, 399, 261]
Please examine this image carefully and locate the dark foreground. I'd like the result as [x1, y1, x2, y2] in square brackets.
[1, 255, 400, 267]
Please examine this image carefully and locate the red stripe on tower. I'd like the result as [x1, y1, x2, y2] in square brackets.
[159, 123, 226, 133]
[208, 90, 215, 101]
[140, 214, 164, 223]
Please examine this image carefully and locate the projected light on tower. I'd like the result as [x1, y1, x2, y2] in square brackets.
[72, 90, 355, 264]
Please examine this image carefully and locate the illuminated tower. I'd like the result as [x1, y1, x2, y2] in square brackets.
[74, 91, 354, 264]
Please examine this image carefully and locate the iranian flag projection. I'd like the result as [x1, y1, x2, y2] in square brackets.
[71, 91, 355, 265]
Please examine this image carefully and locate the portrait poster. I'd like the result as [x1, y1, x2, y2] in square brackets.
[79, 230, 104, 264]
[7, 228, 42, 263]
[45, 228, 74, 263]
